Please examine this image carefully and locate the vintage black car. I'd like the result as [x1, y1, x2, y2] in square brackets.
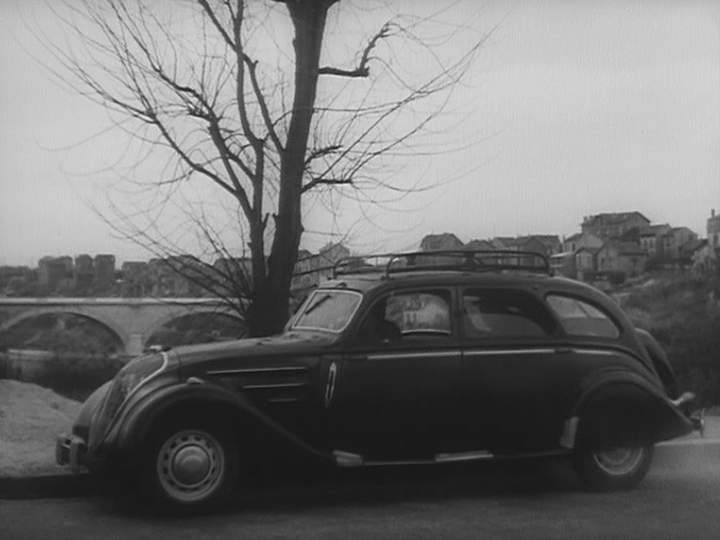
[57, 250, 702, 510]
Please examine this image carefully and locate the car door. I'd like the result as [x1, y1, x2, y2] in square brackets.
[328, 287, 464, 460]
[458, 287, 570, 453]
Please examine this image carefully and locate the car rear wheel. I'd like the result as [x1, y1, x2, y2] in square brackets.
[142, 419, 239, 512]
[574, 443, 653, 491]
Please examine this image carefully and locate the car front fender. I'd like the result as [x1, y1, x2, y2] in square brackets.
[105, 378, 331, 463]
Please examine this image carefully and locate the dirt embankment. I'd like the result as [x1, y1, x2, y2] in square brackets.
[617, 275, 720, 406]
[0, 380, 81, 477]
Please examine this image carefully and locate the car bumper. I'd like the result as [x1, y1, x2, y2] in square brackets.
[55, 434, 88, 471]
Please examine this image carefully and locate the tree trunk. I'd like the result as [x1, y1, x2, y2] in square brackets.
[249, 0, 331, 336]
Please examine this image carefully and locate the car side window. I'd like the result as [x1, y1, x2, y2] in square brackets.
[546, 294, 620, 338]
[462, 289, 554, 338]
[358, 290, 452, 342]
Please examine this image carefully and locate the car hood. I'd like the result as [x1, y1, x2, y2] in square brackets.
[172, 331, 338, 369]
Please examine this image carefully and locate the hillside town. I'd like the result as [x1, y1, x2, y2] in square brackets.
[1, 209, 718, 298]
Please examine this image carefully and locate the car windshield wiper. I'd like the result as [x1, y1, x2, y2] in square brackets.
[303, 294, 332, 316]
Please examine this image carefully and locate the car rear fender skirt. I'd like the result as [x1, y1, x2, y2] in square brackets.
[568, 372, 693, 448]
[109, 381, 331, 463]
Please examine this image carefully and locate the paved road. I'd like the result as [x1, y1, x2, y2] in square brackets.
[2, 446, 720, 540]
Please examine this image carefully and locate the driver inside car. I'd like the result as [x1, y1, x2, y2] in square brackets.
[359, 299, 402, 342]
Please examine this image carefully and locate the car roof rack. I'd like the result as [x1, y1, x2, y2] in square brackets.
[332, 250, 551, 279]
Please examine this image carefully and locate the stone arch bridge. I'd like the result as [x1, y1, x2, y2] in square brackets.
[0, 298, 245, 357]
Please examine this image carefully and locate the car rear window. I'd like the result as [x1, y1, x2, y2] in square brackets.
[546, 294, 620, 338]
[462, 289, 555, 338]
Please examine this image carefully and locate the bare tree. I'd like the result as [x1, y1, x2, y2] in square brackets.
[44, 0, 488, 335]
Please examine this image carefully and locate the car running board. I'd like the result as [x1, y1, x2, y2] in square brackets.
[332, 449, 569, 468]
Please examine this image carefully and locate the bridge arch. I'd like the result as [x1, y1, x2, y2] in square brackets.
[0, 308, 128, 354]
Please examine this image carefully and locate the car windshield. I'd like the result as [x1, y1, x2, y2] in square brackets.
[292, 289, 363, 332]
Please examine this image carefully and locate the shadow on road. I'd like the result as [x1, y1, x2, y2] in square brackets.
[106, 457, 583, 519]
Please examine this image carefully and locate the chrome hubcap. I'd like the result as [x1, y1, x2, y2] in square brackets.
[593, 446, 645, 476]
[157, 429, 225, 503]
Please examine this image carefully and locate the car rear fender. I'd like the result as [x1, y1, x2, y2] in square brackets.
[109, 379, 331, 463]
[561, 369, 693, 449]
[73, 381, 113, 440]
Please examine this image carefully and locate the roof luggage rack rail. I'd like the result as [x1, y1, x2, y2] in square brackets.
[332, 249, 551, 278]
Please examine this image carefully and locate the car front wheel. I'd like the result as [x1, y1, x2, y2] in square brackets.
[142, 419, 239, 512]
[574, 443, 653, 491]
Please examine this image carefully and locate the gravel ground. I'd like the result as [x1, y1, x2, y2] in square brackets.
[0, 380, 81, 477]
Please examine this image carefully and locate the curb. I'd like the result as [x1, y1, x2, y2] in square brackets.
[0, 472, 98, 500]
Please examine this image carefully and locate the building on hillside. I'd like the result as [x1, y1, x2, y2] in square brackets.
[491, 236, 553, 267]
[464, 239, 495, 251]
[596, 240, 647, 277]
[679, 238, 705, 265]
[692, 240, 716, 276]
[707, 209, 720, 250]
[574, 246, 601, 280]
[661, 227, 699, 263]
[530, 235, 563, 256]
[638, 224, 671, 258]
[550, 251, 575, 277]
[492, 235, 561, 257]
[420, 233, 464, 251]
[581, 211, 650, 240]
[563, 231, 603, 254]
[419, 233, 465, 266]
[316, 243, 351, 268]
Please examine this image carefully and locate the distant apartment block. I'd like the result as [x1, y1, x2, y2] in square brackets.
[120, 261, 152, 297]
[38, 256, 73, 290]
[93, 254, 116, 289]
[73, 254, 94, 289]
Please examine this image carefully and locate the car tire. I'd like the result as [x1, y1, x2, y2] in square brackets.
[141, 417, 239, 513]
[573, 443, 653, 491]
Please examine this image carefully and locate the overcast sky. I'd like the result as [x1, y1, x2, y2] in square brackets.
[1, 0, 719, 266]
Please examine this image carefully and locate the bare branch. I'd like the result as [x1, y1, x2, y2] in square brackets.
[318, 22, 392, 78]
[304, 144, 342, 166]
[301, 177, 352, 193]
[243, 55, 284, 152]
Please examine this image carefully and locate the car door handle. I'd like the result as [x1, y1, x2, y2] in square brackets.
[346, 353, 367, 362]
[555, 347, 573, 354]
